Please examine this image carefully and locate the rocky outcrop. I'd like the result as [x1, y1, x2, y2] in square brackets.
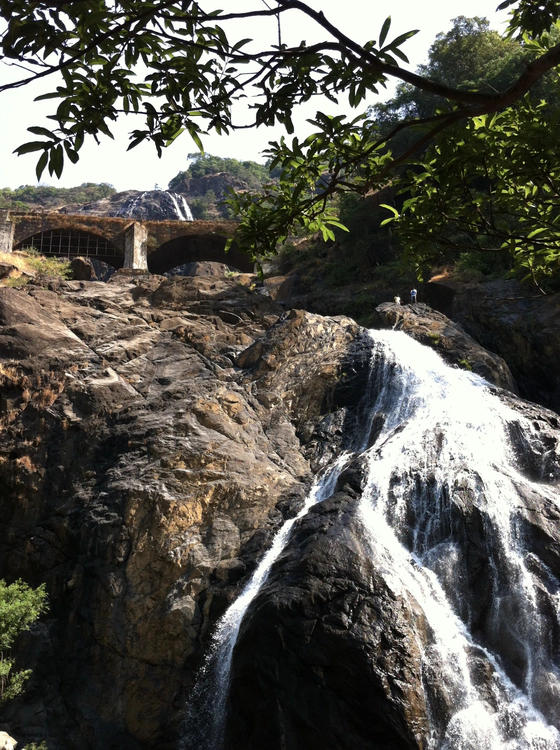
[169, 173, 248, 200]
[227, 479, 430, 750]
[425, 278, 560, 412]
[450, 280, 560, 413]
[372, 301, 517, 392]
[57, 190, 193, 221]
[0, 275, 361, 749]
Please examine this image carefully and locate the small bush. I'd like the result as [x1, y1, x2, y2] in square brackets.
[0, 580, 49, 706]
[4, 276, 29, 288]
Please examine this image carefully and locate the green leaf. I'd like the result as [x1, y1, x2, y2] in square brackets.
[14, 141, 49, 155]
[35, 151, 48, 180]
[379, 17, 391, 48]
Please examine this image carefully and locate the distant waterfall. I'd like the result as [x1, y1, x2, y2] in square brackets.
[167, 192, 194, 221]
[114, 190, 194, 220]
[181, 330, 560, 749]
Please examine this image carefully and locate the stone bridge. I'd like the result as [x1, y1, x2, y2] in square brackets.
[0, 210, 254, 274]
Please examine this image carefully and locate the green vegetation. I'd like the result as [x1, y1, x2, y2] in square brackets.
[22, 249, 72, 279]
[168, 154, 279, 220]
[0, 579, 48, 706]
[385, 100, 560, 291]
[0, 184, 115, 212]
[169, 154, 278, 190]
[0, 249, 72, 287]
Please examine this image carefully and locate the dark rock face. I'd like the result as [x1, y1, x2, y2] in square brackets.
[425, 278, 560, 413]
[58, 190, 193, 221]
[224, 334, 560, 750]
[227, 488, 429, 750]
[450, 280, 560, 413]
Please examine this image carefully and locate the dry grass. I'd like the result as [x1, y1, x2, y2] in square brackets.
[0, 249, 71, 286]
[0, 365, 67, 429]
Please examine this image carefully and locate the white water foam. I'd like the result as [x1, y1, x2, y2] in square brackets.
[358, 330, 560, 749]
[182, 329, 560, 749]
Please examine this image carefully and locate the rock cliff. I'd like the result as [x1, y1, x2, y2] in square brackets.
[0, 278, 559, 749]
[57, 190, 193, 221]
[0, 273, 361, 748]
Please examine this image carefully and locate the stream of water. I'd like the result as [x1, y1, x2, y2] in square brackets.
[181, 329, 560, 749]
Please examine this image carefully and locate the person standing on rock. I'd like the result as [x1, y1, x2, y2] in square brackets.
[410, 288, 417, 304]
[394, 295, 401, 305]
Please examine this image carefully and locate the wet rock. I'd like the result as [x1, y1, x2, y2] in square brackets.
[227, 489, 430, 750]
[58, 190, 193, 221]
[372, 301, 517, 392]
[2, 272, 560, 750]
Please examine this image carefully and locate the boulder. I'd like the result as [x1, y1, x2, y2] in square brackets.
[70, 256, 97, 281]
[263, 274, 295, 303]
[168, 261, 229, 277]
[0, 263, 22, 280]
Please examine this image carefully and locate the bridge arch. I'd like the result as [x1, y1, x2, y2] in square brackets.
[148, 233, 254, 274]
[16, 228, 123, 268]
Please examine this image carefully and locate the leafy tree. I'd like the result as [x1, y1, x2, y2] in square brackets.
[0, 579, 48, 706]
[384, 100, 560, 289]
[2, 0, 560, 277]
[371, 17, 544, 129]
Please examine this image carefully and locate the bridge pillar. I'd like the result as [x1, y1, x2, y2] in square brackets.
[124, 222, 148, 270]
[0, 210, 15, 254]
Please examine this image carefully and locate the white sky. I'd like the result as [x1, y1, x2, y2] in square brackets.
[0, 1, 509, 192]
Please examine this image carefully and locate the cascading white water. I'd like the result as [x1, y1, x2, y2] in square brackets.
[182, 329, 560, 749]
[115, 190, 148, 218]
[115, 190, 194, 220]
[168, 192, 194, 222]
[181, 452, 351, 750]
[358, 330, 560, 749]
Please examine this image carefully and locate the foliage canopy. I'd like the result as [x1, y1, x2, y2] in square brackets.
[2, 0, 560, 282]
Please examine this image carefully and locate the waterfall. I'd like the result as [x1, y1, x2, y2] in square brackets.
[358, 330, 560, 748]
[181, 329, 560, 749]
[180, 454, 349, 750]
[115, 190, 147, 218]
[114, 190, 194, 220]
[167, 192, 194, 221]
